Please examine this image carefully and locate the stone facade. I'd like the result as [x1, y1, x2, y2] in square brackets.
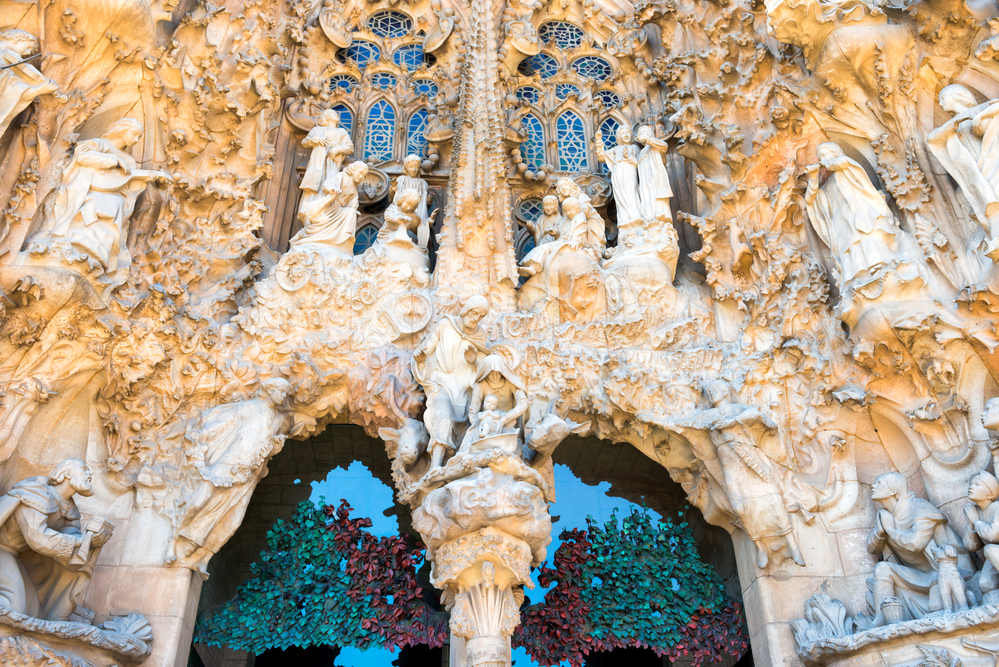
[1, 0, 999, 665]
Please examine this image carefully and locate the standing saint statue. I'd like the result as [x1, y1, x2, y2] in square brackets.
[595, 126, 642, 230]
[0, 30, 60, 141]
[804, 142, 904, 287]
[291, 161, 369, 255]
[0, 459, 112, 623]
[686, 380, 805, 569]
[412, 295, 491, 469]
[299, 109, 354, 220]
[25, 118, 170, 284]
[635, 125, 673, 223]
[392, 155, 432, 248]
[927, 84, 999, 245]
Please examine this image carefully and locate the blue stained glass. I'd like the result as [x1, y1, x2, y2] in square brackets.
[555, 83, 581, 100]
[556, 111, 588, 171]
[571, 56, 612, 81]
[332, 103, 354, 138]
[354, 225, 379, 255]
[363, 100, 396, 162]
[517, 53, 559, 79]
[519, 236, 536, 261]
[393, 44, 433, 71]
[518, 198, 544, 223]
[412, 79, 439, 97]
[538, 21, 585, 49]
[339, 41, 381, 68]
[598, 117, 620, 174]
[516, 86, 541, 103]
[595, 89, 621, 108]
[329, 74, 358, 92]
[368, 11, 412, 38]
[520, 114, 545, 169]
[407, 108, 429, 157]
[371, 72, 397, 89]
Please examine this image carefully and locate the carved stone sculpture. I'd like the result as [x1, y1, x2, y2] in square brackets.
[554, 177, 606, 257]
[458, 354, 528, 455]
[595, 126, 643, 231]
[635, 125, 673, 223]
[299, 108, 354, 218]
[0, 30, 59, 141]
[963, 470, 999, 596]
[518, 195, 564, 278]
[291, 161, 369, 255]
[23, 119, 168, 287]
[412, 296, 491, 469]
[866, 472, 973, 625]
[393, 155, 432, 248]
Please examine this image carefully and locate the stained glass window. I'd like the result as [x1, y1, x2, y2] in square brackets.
[518, 236, 536, 261]
[412, 79, 439, 97]
[595, 89, 621, 108]
[517, 53, 559, 79]
[354, 225, 380, 255]
[571, 56, 612, 81]
[556, 111, 588, 171]
[368, 11, 412, 38]
[538, 21, 585, 49]
[518, 198, 544, 223]
[555, 83, 581, 100]
[371, 72, 397, 89]
[394, 44, 434, 71]
[597, 117, 620, 174]
[339, 41, 381, 68]
[407, 108, 429, 157]
[333, 103, 354, 138]
[516, 86, 541, 104]
[520, 114, 545, 169]
[329, 75, 358, 92]
[363, 100, 396, 162]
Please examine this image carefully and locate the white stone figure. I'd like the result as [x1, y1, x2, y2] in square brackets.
[166, 378, 291, 577]
[393, 155, 432, 248]
[299, 108, 354, 220]
[25, 118, 169, 283]
[694, 380, 805, 569]
[963, 470, 999, 596]
[595, 126, 643, 229]
[635, 125, 674, 222]
[804, 142, 905, 286]
[0, 377, 57, 463]
[474, 395, 517, 438]
[0, 459, 112, 622]
[866, 472, 973, 626]
[0, 30, 59, 140]
[927, 85, 999, 245]
[372, 188, 430, 271]
[412, 296, 491, 469]
[555, 177, 606, 258]
[459, 354, 529, 453]
[518, 195, 564, 278]
[291, 161, 369, 254]
[931, 545, 970, 613]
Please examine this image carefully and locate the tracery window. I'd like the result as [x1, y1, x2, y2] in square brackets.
[555, 83, 581, 100]
[371, 72, 397, 90]
[407, 108, 429, 157]
[518, 198, 544, 223]
[556, 111, 588, 171]
[363, 100, 396, 162]
[516, 86, 541, 104]
[517, 53, 559, 79]
[571, 56, 612, 82]
[595, 89, 621, 108]
[367, 10, 412, 38]
[330, 75, 358, 92]
[394, 44, 433, 71]
[333, 103, 354, 139]
[520, 114, 545, 168]
[597, 117, 620, 174]
[354, 225, 380, 255]
[412, 79, 439, 97]
[339, 41, 381, 68]
[539, 21, 585, 49]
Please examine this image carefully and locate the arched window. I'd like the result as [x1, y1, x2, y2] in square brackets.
[371, 72, 397, 89]
[518, 235, 536, 261]
[538, 21, 585, 49]
[570, 56, 612, 82]
[517, 54, 559, 79]
[516, 86, 541, 104]
[332, 103, 354, 139]
[363, 100, 396, 162]
[368, 11, 412, 38]
[394, 44, 433, 71]
[555, 83, 581, 100]
[556, 111, 588, 171]
[412, 79, 439, 97]
[520, 114, 545, 169]
[329, 74, 358, 92]
[518, 198, 544, 223]
[597, 117, 620, 174]
[594, 89, 621, 108]
[339, 41, 381, 68]
[354, 225, 380, 255]
[407, 108, 429, 157]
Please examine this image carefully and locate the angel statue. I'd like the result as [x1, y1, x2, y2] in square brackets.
[0, 30, 61, 140]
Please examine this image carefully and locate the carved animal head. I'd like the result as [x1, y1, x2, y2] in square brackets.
[379, 419, 429, 469]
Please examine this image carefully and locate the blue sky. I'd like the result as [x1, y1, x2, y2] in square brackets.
[309, 461, 662, 667]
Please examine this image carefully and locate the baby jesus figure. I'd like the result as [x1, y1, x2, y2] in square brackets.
[474, 395, 517, 439]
